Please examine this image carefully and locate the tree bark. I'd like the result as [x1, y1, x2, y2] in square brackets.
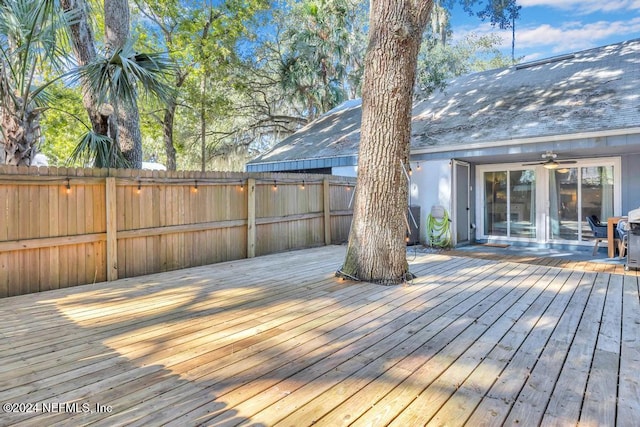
[105, 0, 142, 168]
[60, 0, 113, 139]
[1, 98, 40, 165]
[163, 104, 177, 170]
[200, 73, 208, 172]
[339, 0, 433, 285]
[162, 71, 187, 171]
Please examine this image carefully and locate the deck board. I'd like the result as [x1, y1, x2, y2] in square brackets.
[579, 273, 623, 426]
[539, 275, 617, 425]
[0, 245, 638, 426]
[618, 275, 640, 426]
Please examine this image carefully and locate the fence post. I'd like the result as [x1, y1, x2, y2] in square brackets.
[247, 178, 256, 258]
[106, 177, 118, 281]
[323, 177, 332, 245]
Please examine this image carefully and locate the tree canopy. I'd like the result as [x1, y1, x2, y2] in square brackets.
[1, 0, 520, 169]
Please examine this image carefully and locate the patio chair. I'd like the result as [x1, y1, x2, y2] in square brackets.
[586, 215, 610, 255]
[617, 219, 629, 258]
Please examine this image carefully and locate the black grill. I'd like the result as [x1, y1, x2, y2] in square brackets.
[626, 222, 640, 270]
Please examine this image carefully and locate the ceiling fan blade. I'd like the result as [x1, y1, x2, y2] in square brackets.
[522, 162, 544, 166]
[557, 160, 577, 164]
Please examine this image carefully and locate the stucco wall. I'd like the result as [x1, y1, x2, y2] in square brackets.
[622, 153, 640, 214]
[409, 160, 452, 244]
[331, 162, 453, 245]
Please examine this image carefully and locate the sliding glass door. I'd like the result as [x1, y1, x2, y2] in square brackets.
[478, 158, 620, 244]
[549, 165, 615, 241]
[483, 169, 536, 239]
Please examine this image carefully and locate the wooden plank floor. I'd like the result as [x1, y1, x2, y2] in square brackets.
[447, 247, 639, 276]
[0, 245, 638, 426]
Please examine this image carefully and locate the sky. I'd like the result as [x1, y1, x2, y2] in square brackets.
[450, 0, 640, 61]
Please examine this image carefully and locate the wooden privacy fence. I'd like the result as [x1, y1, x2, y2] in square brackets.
[0, 166, 355, 298]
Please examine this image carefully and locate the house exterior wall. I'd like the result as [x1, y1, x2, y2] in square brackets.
[409, 159, 452, 244]
[621, 153, 640, 214]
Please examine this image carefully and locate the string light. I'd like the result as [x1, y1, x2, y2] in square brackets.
[301, 180, 305, 190]
[345, 185, 351, 191]
[193, 180, 198, 192]
[240, 182, 244, 191]
[65, 178, 71, 194]
[137, 181, 141, 194]
[416, 163, 421, 171]
[273, 180, 278, 190]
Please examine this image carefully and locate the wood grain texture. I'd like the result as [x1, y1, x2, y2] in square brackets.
[0, 167, 354, 297]
[0, 246, 636, 427]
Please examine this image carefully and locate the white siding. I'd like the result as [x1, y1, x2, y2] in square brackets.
[410, 160, 452, 243]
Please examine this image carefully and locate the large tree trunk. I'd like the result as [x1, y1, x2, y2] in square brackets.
[116, 105, 142, 167]
[162, 71, 187, 171]
[105, 0, 142, 168]
[1, 98, 40, 165]
[60, 0, 113, 140]
[339, 0, 433, 285]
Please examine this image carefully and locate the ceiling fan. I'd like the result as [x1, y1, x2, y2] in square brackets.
[522, 151, 577, 170]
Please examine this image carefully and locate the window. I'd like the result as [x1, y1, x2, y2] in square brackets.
[478, 157, 620, 244]
[549, 165, 614, 241]
[483, 169, 536, 238]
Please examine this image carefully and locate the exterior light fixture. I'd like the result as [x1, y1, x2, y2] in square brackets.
[193, 180, 198, 192]
[65, 178, 71, 194]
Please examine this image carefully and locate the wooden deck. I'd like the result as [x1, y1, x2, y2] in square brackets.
[0, 245, 638, 426]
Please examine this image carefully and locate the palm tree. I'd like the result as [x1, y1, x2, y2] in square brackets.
[278, 0, 364, 120]
[70, 41, 174, 167]
[0, 0, 174, 167]
[0, 0, 75, 165]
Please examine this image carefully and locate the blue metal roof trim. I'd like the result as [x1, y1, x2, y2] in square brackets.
[245, 156, 358, 172]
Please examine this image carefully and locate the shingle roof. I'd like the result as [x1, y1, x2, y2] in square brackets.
[248, 38, 640, 166]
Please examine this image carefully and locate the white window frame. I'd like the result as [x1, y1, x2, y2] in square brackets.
[476, 157, 621, 245]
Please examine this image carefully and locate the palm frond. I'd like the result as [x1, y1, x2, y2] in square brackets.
[68, 131, 129, 168]
[0, 0, 80, 103]
[77, 40, 176, 110]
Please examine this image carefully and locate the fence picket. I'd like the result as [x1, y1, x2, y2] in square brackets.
[0, 167, 354, 297]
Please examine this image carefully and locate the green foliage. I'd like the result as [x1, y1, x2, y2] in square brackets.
[69, 131, 129, 168]
[0, 0, 79, 164]
[131, 0, 272, 170]
[277, 0, 367, 118]
[0, 0, 75, 98]
[66, 40, 174, 167]
[2, 0, 524, 170]
[39, 83, 87, 165]
[78, 41, 175, 107]
[417, 33, 515, 94]
[476, 0, 521, 30]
